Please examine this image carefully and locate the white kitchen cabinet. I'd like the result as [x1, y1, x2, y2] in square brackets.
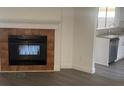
[94, 37, 110, 66]
[94, 35, 120, 66]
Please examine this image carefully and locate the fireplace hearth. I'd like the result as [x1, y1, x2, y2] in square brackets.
[8, 35, 47, 65]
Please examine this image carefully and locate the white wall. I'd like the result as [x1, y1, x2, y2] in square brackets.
[113, 7, 124, 28]
[61, 8, 74, 68]
[114, 7, 120, 27]
[73, 8, 97, 73]
[0, 8, 61, 22]
[0, 7, 74, 69]
[0, 8, 97, 73]
[118, 7, 124, 27]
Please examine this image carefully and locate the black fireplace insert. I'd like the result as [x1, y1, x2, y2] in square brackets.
[8, 35, 47, 65]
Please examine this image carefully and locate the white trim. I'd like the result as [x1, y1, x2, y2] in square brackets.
[91, 66, 95, 74]
[72, 65, 95, 74]
[94, 58, 109, 67]
[0, 21, 59, 29]
[95, 62, 109, 67]
[0, 21, 62, 71]
[61, 64, 72, 69]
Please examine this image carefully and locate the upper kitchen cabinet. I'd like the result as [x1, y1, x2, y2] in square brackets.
[118, 7, 124, 27]
[119, 8, 124, 21]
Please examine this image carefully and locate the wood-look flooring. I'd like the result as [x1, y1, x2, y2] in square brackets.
[0, 59, 124, 86]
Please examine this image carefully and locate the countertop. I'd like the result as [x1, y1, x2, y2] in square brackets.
[96, 31, 124, 39]
[97, 34, 119, 39]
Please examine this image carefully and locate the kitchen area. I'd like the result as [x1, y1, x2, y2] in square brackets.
[94, 7, 124, 67]
[94, 27, 124, 66]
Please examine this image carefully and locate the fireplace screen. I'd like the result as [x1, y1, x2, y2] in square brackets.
[19, 45, 40, 55]
[8, 35, 47, 65]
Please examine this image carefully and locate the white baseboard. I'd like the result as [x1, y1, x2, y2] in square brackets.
[94, 58, 109, 67]
[61, 64, 72, 69]
[95, 61, 109, 67]
[72, 65, 95, 74]
[92, 67, 95, 74]
[56, 64, 95, 74]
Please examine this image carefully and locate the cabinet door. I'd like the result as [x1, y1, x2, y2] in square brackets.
[117, 46, 123, 59]
[117, 36, 124, 60]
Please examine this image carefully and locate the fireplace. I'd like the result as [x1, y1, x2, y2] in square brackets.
[0, 28, 54, 71]
[8, 35, 47, 65]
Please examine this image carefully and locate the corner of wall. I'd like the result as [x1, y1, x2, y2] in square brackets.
[60, 8, 74, 69]
[72, 64, 95, 74]
[61, 64, 72, 69]
[72, 8, 97, 74]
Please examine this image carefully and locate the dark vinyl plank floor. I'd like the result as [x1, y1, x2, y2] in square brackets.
[0, 59, 124, 85]
[95, 59, 124, 80]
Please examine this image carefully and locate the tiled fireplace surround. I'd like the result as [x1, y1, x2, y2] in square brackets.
[0, 22, 61, 72]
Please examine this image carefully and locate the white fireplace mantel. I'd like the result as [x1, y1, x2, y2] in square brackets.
[0, 21, 62, 71]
